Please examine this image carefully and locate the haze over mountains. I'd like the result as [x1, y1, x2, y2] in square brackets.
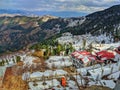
[0, 5, 120, 53]
[0, 9, 87, 17]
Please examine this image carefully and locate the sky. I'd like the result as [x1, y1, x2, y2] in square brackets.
[0, 0, 120, 17]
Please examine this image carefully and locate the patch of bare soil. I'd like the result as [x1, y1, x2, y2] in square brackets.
[84, 85, 112, 90]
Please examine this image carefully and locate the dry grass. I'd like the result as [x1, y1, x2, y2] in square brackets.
[32, 59, 41, 63]
[17, 61, 24, 66]
[84, 85, 112, 90]
[63, 67, 76, 73]
[3, 75, 28, 90]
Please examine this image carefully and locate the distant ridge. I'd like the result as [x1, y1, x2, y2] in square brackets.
[0, 5, 120, 53]
[0, 9, 87, 17]
[0, 14, 22, 17]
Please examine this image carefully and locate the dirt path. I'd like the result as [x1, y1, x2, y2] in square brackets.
[2, 67, 13, 84]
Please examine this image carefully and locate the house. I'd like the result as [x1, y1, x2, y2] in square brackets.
[96, 50, 115, 64]
[71, 51, 97, 68]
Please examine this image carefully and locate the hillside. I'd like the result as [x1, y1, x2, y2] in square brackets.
[0, 15, 59, 53]
[0, 5, 120, 53]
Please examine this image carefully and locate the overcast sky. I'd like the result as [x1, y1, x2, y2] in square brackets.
[0, 0, 120, 16]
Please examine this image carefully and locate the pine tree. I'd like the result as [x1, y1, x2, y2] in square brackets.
[0, 61, 2, 66]
[12, 58, 15, 63]
[82, 38, 86, 50]
[2, 60, 5, 66]
[16, 56, 21, 63]
[6, 59, 9, 65]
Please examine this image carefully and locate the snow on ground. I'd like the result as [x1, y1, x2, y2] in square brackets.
[0, 66, 6, 77]
[20, 54, 27, 61]
[76, 45, 120, 81]
[43, 70, 53, 77]
[115, 53, 120, 61]
[77, 64, 101, 76]
[22, 72, 30, 80]
[92, 42, 120, 51]
[29, 79, 79, 90]
[0, 52, 33, 68]
[73, 75, 85, 85]
[63, 33, 120, 51]
[1, 33, 120, 89]
[88, 67, 111, 80]
[53, 69, 67, 76]
[67, 80, 79, 90]
[29, 79, 60, 90]
[27, 69, 68, 80]
[23, 56, 36, 68]
[89, 80, 115, 89]
[28, 79, 79, 90]
[46, 56, 72, 68]
[30, 72, 43, 78]
[108, 71, 120, 80]
[88, 61, 120, 80]
[99, 80, 116, 89]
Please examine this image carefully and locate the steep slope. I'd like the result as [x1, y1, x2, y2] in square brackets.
[63, 5, 120, 36]
[0, 15, 58, 53]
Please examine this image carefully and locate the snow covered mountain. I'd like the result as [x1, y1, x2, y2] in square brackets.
[0, 5, 120, 53]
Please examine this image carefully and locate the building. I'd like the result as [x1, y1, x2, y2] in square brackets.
[96, 50, 115, 64]
[71, 50, 116, 68]
[71, 51, 97, 68]
[115, 46, 120, 61]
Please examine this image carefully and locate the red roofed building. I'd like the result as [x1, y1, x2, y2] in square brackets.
[96, 50, 115, 64]
[71, 51, 97, 68]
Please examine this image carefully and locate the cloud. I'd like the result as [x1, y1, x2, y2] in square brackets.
[0, 0, 120, 13]
[81, 0, 120, 7]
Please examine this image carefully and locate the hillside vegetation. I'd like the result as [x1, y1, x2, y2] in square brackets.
[0, 5, 120, 53]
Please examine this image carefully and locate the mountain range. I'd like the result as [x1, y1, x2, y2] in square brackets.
[0, 5, 120, 53]
[0, 9, 87, 17]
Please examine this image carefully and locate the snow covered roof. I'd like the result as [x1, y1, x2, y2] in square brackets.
[30, 72, 43, 78]
[89, 80, 115, 89]
[28, 79, 60, 90]
[43, 70, 52, 77]
[30, 69, 67, 79]
[53, 69, 67, 76]
[88, 67, 111, 80]
[71, 51, 96, 63]
[108, 71, 120, 80]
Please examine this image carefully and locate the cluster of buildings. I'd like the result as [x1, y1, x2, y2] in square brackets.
[0, 32, 120, 90]
[57, 32, 113, 50]
[71, 46, 120, 68]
